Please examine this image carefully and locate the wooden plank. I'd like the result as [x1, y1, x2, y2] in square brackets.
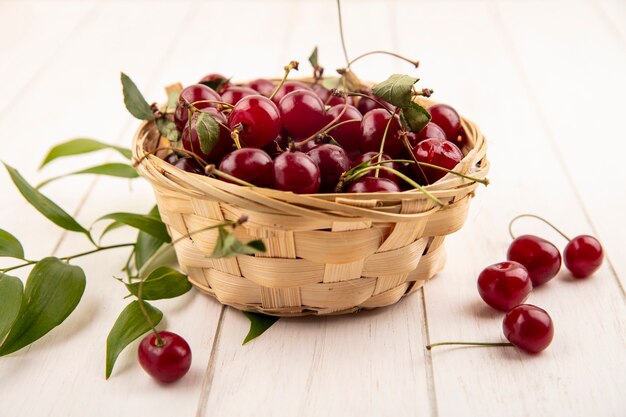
[394, 1, 626, 416]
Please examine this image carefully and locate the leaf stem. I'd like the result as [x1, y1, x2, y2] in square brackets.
[137, 277, 163, 346]
[426, 342, 514, 350]
[346, 92, 393, 115]
[508, 214, 571, 241]
[268, 61, 299, 101]
[323, 118, 360, 134]
[347, 50, 419, 68]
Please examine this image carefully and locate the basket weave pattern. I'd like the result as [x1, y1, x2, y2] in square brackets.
[133, 102, 489, 316]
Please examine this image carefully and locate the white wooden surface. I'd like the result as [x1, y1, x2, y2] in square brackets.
[0, 0, 624, 416]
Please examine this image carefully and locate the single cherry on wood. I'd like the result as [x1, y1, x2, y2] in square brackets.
[477, 261, 533, 311]
[138, 330, 192, 383]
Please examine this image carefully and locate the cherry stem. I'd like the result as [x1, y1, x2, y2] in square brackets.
[230, 126, 243, 149]
[508, 213, 571, 241]
[137, 275, 164, 346]
[336, 0, 350, 67]
[426, 342, 514, 350]
[323, 118, 360, 134]
[205, 164, 255, 187]
[375, 109, 400, 178]
[296, 94, 349, 147]
[346, 92, 393, 115]
[268, 60, 299, 101]
[190, 99, 233, 109]
[347, 50, 419, 69]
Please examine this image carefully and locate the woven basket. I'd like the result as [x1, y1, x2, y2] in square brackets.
[132, 97, 489, 316]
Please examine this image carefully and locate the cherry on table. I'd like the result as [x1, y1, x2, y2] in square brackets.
[218, 147, 274, 187]
[138, 331, 192, 383]
[175, 84, 221, 131]
[359, 108, 404, 157]
[503, 304, 554, 354]
[278, 90, 328, 140]
[273, 151, 321, 194]
[306, 144, 351, 193]
[270, 80, 312, 104]
[352, 152, 400, 184]
[411, 138, 463, 184]
[477, 261, 533, 311]
[182, 108, 232, 163]
[507, 235, 561, 286]
[221, 86, 259, 106]
[564, 235, 603, 278]
[326, 104, 362, 159]
[247, 78, 276, 97]
[428, 104, 462, 141]
[347, 177, 401, 193]
[228, 95, 281, 148]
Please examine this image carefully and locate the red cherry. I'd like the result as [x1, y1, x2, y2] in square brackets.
[273, 151, 321, 194]
[564, 235, 603, 278]
[198, 73, 230, 92]
[326, 104, 362, 159]
[221, 86, 258, 106]
[278, 90, 328, 140]
[507, 235, 562, 286]
[247, 79, 276, 97]
[218, 148, 274, 187]
[174, 84, 221, 131]
[477, 261, 533, 311]
[348, 177, 401, 193]
[306, 144, 351, 193]
[138, 331, 192, 383]
[359, 109, 404, 157]
[356, 88, 394, 114]
[271, 80, 312, 104]
[311, 84, 354, 106]
[411, 138, 463, 184]
[172, 157, 204, 175]
[228, 96, 281, 148]
[352, 152, 400, 184]
[503, 304, 554, 353]
[407, 122, 447, 146]
[182, 108, 232, 163]
[428, 104, 462, 141]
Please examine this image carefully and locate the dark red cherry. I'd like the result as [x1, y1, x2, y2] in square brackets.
[407, 122, 447, 146]
[273, 151, 320, 194]
[347, 177, 401, 193]
[564, 235, 603, 278]
[356, 88, 394, 114]
[306, 144, 351, 193]
[352, 152, 400, 184]
[198, 73, 230, 92]
[175, 84, 221, 131]
[296, 138, 321, 153]
[218, 148, 274, 187]
[228, 96, 281, 148]
[182, 108, 232, 163]
[477, 261, 533, 311]
[221, 86, 258, 106]
[271, 80, 312, 104]
[428, 104, 462, 141]
[359, 109, 404, 157]
[311, 84, 354, 106]
[279, 90, 328, 140]
[138, 331, 192, 383]
[173, 157, 204, 175]
[247, 79, 276, 97]
[503, 304, 554, 353]
[326, 104, 362, 159]
[411, 138, 463, 184]
[507, 235, 562, 286]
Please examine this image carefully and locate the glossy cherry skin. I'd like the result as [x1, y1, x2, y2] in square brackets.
[247, 78, 276, 97]
[503, 304, 554, 353]
[359, 109, 404, 157]
[218, 148, 274, 187]
[326, 104, 362, 159]
[507, 235, 562, 286]
[228, 96, 281, 148]
[564, 235, 603, 278]
[408, 122, 447, 146]
[221, 86, 259, 106]
[348, 177, 401, 193]
[138, 331, 192, 383]
[182, 108, 232, 163]
[198, 73, 230, 92]
[279, 90, 328, 140]
[271, 80, 312, 104]
[172, 157, 204, 175]
[306, 144, 352, 193]
[312, 84, 354, 106]
[477, 261, 533, 311]
[428, 104, 462, 141]
[273, 151, 320, 194]
[175, 84, 221, 131]
[352, 152, 400, 184]
[356, 88, 394, 114]
[411, 138, 463, 184]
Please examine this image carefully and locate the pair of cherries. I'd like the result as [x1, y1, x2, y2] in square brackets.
[475, 215, 603, 353]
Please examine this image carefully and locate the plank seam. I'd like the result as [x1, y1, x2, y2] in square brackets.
[420, 287, 439, 417]
[196, 305, 226, 417]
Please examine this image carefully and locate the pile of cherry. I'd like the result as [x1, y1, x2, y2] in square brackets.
[164, 73, 466, 193]
[429, 215, 604, 354]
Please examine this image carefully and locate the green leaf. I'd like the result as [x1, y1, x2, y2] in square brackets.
[0, 274, 23, 342]
[125, 266, 191, 300]
[372, 74, 419, 107]
[155, 116, 180, 142]
[242, 312, 279, 345]
[321, 77, 341, 90]
[135, 231, 164, 271]
[0, 229, 24, 259]
[166, 91, 179, 111]
[400, 102, 431, 133]
[105, 300, 162, 379]
[3, 163, 89, 235]
[195, 111, 220, 155]
[208, 227, 265, 258]
[37, 163, 138, 189]
[121, 72, 154, 120]
[0, 258, 86, 356]
[40, 138, 132, 169]
[96, 212, 171, 243]
[309, 46, 319, 68]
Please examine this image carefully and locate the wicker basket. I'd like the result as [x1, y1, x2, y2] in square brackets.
[132, 98, 489, 316]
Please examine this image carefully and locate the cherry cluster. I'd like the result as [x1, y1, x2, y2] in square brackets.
[163, 72, 466, 194]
